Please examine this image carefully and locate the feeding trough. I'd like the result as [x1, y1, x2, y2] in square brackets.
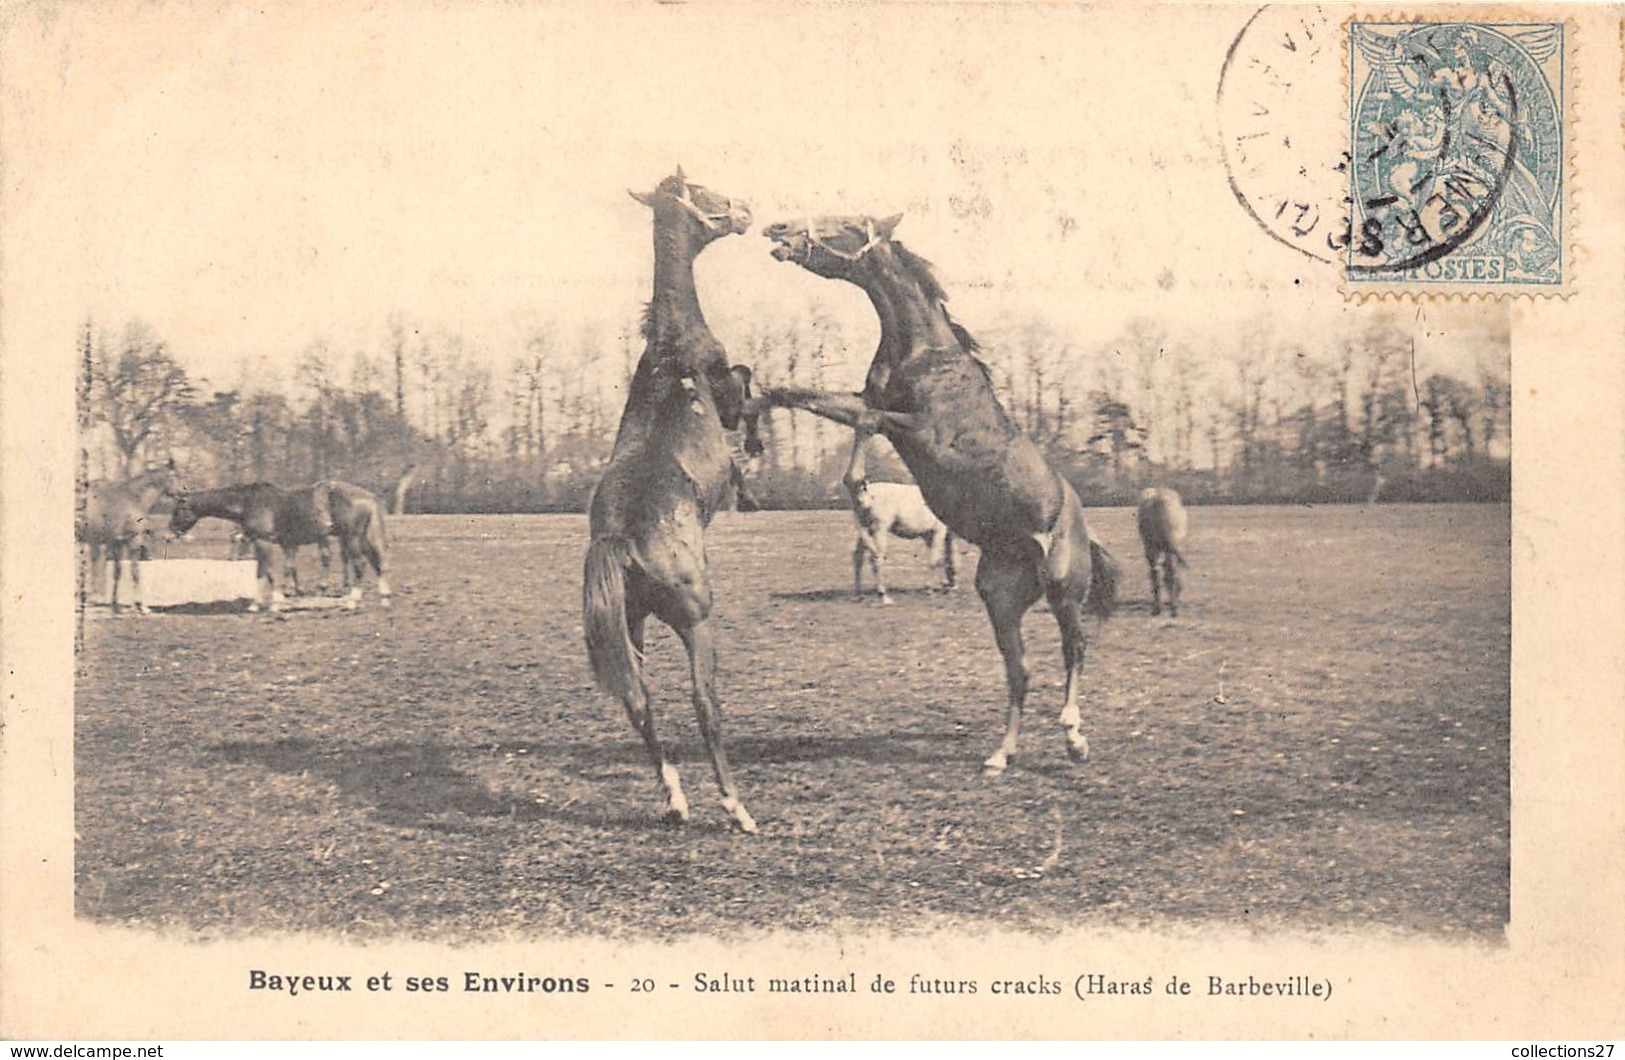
[88, 559, 260, 610]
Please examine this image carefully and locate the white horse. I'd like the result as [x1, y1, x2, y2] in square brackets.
[845, 429, 954, 604]
[1136, 487, 1189, 617]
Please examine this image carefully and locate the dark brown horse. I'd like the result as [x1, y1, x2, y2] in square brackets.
[1136, 487, 1189, 617]
[761, 214, 1118, 775]
[77, 459, 184, 614]
[583, 168, 762, 832]
[169, 480, 390, 612]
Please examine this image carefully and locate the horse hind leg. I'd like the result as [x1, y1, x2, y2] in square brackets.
[359, 530, 391, 608]
[1048, 585, 1094, 761]
[1146, 550, 1163, 616]
[941, 531, 957, 589]
[975, 551, 1044, 775]
[1163, 551, 1181, 618]
[678, 618, 757, 833]
[618, 612, 691, 825]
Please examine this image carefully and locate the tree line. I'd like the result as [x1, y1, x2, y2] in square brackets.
[78, 306, 1510, 512]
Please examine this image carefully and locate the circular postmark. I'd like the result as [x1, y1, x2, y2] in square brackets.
[1346, 22, 1561, 280]
[1217, 5, 1349, 264]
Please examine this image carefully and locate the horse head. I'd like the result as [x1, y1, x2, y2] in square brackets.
[629, 167, 752, 245]
[167, 492, 201, 536]
[763, 213, 903, 279]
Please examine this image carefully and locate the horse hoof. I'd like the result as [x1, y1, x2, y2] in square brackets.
[1066, 736, 1091, 762]
[879, 596, 894, 606]
[731, 806, 759, 834]
[981, 758, 1008, 777]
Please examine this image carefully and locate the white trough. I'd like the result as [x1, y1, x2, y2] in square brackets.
[91, 559, 260, 609]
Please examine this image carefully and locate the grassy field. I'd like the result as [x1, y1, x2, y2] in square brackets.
[75, 504, 1509, 940]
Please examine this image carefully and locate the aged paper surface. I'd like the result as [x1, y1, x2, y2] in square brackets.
[3, 0, 1622, 1040]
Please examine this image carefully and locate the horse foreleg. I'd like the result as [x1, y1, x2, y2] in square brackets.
[334, 537, 363, 610]
[128, 551, 147, 614]
[89, 540, 105, 604]
[283, 544, 303, 598]
[975, 551, 1044, 776]
[109, 549, 124, 616]
[319, 538, 338, 595]
[867, 529, 892, 604]
[761, 387, 871, 429]
[852, 536, 868, 597]
[941, 531, 957, 589]
[249, 540, 282, 613]
[678, 619, 757, 834]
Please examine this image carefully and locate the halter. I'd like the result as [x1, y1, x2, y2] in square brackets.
[805, 217, 882, 261]
[672, 181, 738, 232]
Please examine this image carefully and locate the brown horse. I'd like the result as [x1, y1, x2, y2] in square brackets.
[77, 459, 184, 614]
[169, 480, 390, 612]
[1136, 487, 1189, 617]
[761, 213, 1118, 775]
[583, 168, 762, 833]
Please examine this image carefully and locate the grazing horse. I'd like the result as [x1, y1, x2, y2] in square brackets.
[761, 213, 1118, 775]
[168, 480, 391, 611]
[844, 427, 954, 603]
[77, 459, 184, 614]
[1136, 487, 1189, 617]
[583, 169, 762, 832]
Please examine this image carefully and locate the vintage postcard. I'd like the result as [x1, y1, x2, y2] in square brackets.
[2, 0, 1622, 1042]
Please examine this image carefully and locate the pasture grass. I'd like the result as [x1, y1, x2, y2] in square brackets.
[76, 505, 1509, 940]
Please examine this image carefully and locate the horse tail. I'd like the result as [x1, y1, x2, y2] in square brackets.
[1086, 537, 1120, 620]
[583, 537, 642, 703]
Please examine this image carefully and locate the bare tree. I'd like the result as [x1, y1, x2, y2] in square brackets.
[92, 321, 193, 476]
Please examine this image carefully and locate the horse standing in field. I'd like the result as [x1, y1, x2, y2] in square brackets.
[1136, 487, 1189, 617]
[844, 427, 954, 603]
[761, 213, 1118, 775]
[583, 169, 763, 833]
[168, 480, 391, 612]
[77, 459, 184, 615]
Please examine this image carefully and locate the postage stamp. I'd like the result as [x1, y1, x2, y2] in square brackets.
[1344, 19, 1570, 293]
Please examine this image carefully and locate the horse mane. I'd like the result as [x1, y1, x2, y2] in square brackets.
[890, 240, 951, 308]
[890, 239, 988, 369]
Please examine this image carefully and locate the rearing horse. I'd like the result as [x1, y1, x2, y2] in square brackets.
[77, 459, 184, 614]
[761, 214, 1118, 775]
[583, 169, 763, 833]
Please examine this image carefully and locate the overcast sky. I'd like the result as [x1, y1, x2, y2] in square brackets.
[3, 2, 1506, 398]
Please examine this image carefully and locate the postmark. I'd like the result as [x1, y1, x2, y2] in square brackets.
[1345, 19, 1568, 291]
[1218, 5, 1351, 265]
[1220, 6, 1573, 297]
